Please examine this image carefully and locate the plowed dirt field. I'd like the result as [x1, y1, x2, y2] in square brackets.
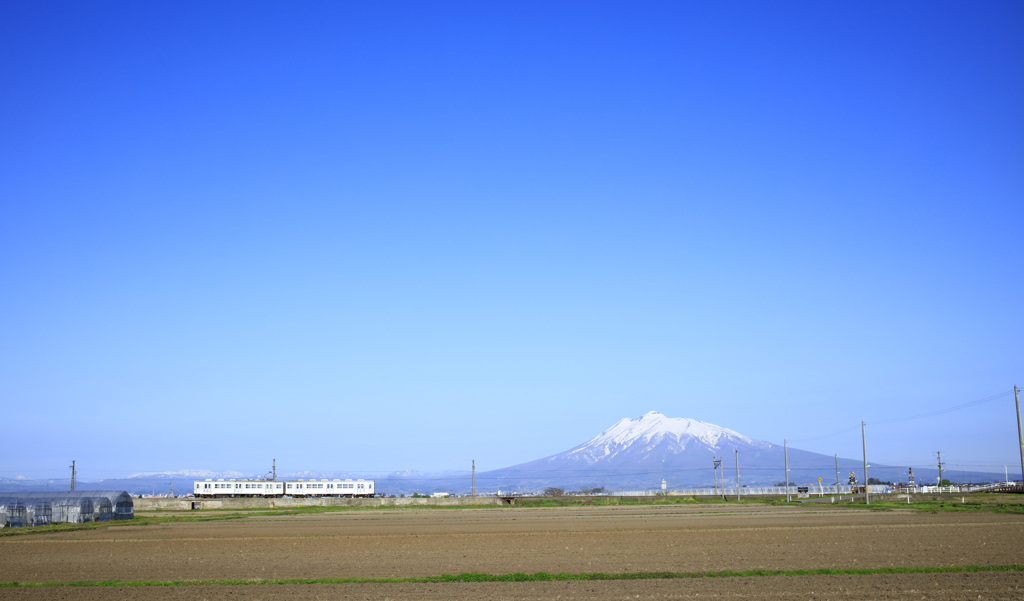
[2, 503, 1022, 599]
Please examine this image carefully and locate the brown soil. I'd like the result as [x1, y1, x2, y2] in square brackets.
[2, 504, 1022, 599]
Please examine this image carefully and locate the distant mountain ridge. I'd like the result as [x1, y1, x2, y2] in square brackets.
[476, 411, 998, 493]
[3, 412, 1009, 496]
[562, 411, 769, 465]
[127, 470, 246, 480]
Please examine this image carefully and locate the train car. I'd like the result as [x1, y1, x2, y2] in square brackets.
[194, 478, 374, 498]
[285, 479, 374, 498]
[194, 479, 285, 498]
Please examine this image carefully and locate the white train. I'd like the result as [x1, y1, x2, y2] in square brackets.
[193, 478, 375, 498]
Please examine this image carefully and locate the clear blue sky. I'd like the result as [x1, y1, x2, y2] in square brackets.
[2, 1, 1022, 482]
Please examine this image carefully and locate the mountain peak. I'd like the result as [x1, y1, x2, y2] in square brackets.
[552, 411, 762, 466]
[492, 411, 774, 488]
[597, 411, 752, 447]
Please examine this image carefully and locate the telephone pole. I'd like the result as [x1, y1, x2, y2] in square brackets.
[1015, 385, 1023, 484]
[937, 451, 944, 485]
[862, 421, 869, 505]
[735, 449, 740, 501]
[784, 440, 790, 502]
[69, 460, 76, 492]
[472, 460, 476, 498]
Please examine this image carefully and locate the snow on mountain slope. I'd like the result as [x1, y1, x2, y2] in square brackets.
[563, 411, 769, 465]
[127, 469, 246, 479]
[480, 410, 787, 489]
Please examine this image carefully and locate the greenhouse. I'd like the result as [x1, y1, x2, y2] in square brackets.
[0, 491, 133, 527]
[96, 490, 134, 520]
[49, 496, 93, 524]
[15, 493, 134, 522]
[0, 497, 27, 528]
[91, 496, 113, 521]
[23, 498, 52, 526]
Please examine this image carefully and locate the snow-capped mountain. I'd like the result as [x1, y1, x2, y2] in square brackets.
[127, 470, 246, 480]
[5, 413, 1002, 498]
[480, 411, 883, 492]
[563, 411, 771, 465]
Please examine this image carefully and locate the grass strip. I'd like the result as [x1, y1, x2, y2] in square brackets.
[3, 564, 1022, 588]
[6, 494, 1022, 538]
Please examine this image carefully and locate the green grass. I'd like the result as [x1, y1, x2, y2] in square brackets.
[0, 509, 291, 537]
[4, 493, 1021, 538]
[514, 495, 702, 508]
[812, 496, 1024, 514]
[3, 564, 1021, 588]
[514, 493, 1024, 513]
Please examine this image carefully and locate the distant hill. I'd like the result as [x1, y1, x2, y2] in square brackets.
[474, 411, 1000, 493]
[3, 412, 1008, 497]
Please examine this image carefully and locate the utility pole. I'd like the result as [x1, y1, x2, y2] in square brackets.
[713, 456, 722, 496]
[735, 449, 740, 501]
[784, 440, 790, 502]
[937, 451, 944, 485]
[1015, 385, 1023, 484]
[862, 421, 869, 505]
[472, 460, 476, 498]
[835, 454, 839, 492]
[273, 459, 277, 481]
[69, 460, 76, 492]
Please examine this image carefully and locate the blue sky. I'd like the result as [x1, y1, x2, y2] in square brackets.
[2, 1, 1022, 483]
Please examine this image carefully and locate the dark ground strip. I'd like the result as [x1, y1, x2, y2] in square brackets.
[3, 564, 1022, 588]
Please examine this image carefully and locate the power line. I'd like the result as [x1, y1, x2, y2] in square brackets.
[866, 390, 1013, 426]
[787, 424, 861, 444]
